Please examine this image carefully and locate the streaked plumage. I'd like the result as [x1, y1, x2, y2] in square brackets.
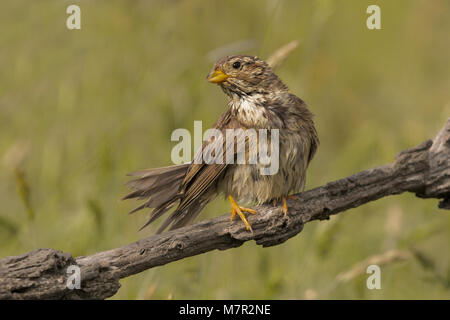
[123, 55, 319, 233]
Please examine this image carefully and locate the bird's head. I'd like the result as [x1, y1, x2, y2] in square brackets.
[207, 55, 287, 97]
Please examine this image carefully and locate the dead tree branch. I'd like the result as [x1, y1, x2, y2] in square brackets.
[1, 119, 449, 299]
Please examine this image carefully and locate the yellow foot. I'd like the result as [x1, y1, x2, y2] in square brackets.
[283, 195, 300, 216]
[228, 195, 257, 232]
[281, 196, 288, 216]
[272, 195, 297, 216]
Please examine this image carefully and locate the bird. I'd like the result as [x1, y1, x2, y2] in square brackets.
[122, 55, 319, 234]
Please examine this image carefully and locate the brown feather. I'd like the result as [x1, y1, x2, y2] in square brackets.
[123, 54, 319, 233]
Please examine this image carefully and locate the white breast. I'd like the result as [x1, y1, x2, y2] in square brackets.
[232, 94, 268, 127]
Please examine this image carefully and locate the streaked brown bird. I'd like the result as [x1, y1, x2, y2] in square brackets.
[123, 55, 319, 233]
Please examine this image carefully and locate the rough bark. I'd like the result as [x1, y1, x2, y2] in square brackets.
[1, 119, 449, 300]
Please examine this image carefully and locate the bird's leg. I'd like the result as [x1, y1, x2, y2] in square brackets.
[281, 196, 288, 216]
[270, 196, 288, 215]
[278, 195, 300, 216]
[228, 195, 257, 232]
[272, 198, 278, 207]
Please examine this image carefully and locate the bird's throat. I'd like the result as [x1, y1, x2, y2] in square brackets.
[231, 94, 269, 127]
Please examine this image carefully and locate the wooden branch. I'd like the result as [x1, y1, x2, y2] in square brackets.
[1, 119, 449, 299]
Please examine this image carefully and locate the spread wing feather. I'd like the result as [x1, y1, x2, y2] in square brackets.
[176, 110, 243, 212]
[123, 109, 245, 233]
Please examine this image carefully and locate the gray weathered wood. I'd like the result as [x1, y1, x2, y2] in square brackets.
[1, 119, 449, 299]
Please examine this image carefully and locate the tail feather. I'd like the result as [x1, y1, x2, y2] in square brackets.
[161, 202, 206, 233]
[123, 163, 211, 233]
[122, 164, 189, 229]
[122, 171, 185, 201]
[123, 164, 189, 199]
[138, 195, 181, 231]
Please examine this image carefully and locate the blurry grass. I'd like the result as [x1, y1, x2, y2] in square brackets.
[0, 0, 449, 299]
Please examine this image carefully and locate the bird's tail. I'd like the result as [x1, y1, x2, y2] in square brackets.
[122, 163, 190, 230]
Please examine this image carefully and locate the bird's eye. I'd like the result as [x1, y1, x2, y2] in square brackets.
[232, 61, 241, 69]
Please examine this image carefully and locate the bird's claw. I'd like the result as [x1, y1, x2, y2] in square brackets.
[228, 195, 257, 232]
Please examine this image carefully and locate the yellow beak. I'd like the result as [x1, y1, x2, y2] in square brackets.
[207, 69, 229, 83]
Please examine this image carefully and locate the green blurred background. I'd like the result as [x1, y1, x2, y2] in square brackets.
[1, 0, 449, 299]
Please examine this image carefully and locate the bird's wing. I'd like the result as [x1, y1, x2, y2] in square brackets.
[176, 109, 242, 213]
[153, 109, 245, 233]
